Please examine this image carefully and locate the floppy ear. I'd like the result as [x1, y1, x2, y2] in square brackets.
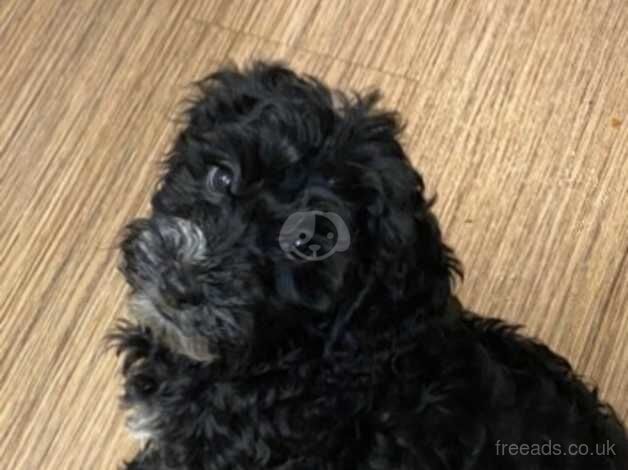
[341, 94, 461, 314]
[375, 188, 461, 313]
[365, 167, 461, 313]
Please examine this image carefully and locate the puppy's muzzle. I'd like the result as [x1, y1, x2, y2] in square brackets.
[121, 216, 221, 362]
[121, 216, 207, 307]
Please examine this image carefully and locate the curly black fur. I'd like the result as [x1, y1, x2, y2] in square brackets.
[110, 62, 628, 469]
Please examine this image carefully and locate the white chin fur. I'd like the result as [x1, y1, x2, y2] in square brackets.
[128, 292, 217, 363]
[127, 405, 161, 444]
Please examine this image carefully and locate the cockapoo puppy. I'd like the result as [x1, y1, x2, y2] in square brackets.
[111, 62, 628, 469]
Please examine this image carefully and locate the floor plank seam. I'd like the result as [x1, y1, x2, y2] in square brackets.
[189, 17, 422, 83]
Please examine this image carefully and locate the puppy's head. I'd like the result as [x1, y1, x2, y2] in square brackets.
[120, 63, 459, 365]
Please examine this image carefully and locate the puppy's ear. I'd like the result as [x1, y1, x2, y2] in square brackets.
[374, 190, 461, 313]
[341, 94, 461, 313]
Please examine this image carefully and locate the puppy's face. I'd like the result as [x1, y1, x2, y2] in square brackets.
[120, 64, 455, 364]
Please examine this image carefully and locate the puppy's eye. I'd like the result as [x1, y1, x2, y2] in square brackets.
[206, 166, 233, 193]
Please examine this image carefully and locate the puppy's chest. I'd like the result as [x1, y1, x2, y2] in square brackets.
[127, 350, 380, 450]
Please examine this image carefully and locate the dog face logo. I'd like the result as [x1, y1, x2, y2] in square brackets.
[279, 211, 350, 261]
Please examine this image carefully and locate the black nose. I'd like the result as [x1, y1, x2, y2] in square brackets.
[162, 264, 204, 308]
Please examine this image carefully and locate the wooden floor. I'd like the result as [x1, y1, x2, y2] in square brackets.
[1, 1, 626, 468]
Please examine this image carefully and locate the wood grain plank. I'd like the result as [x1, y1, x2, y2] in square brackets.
[191, 0, 319, 46]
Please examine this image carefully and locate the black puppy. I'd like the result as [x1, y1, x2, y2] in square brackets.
[111, 62, 628, 469]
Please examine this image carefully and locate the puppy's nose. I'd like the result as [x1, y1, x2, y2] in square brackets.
[162, 264, 204, 308]
[308, 244, 321, 253]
